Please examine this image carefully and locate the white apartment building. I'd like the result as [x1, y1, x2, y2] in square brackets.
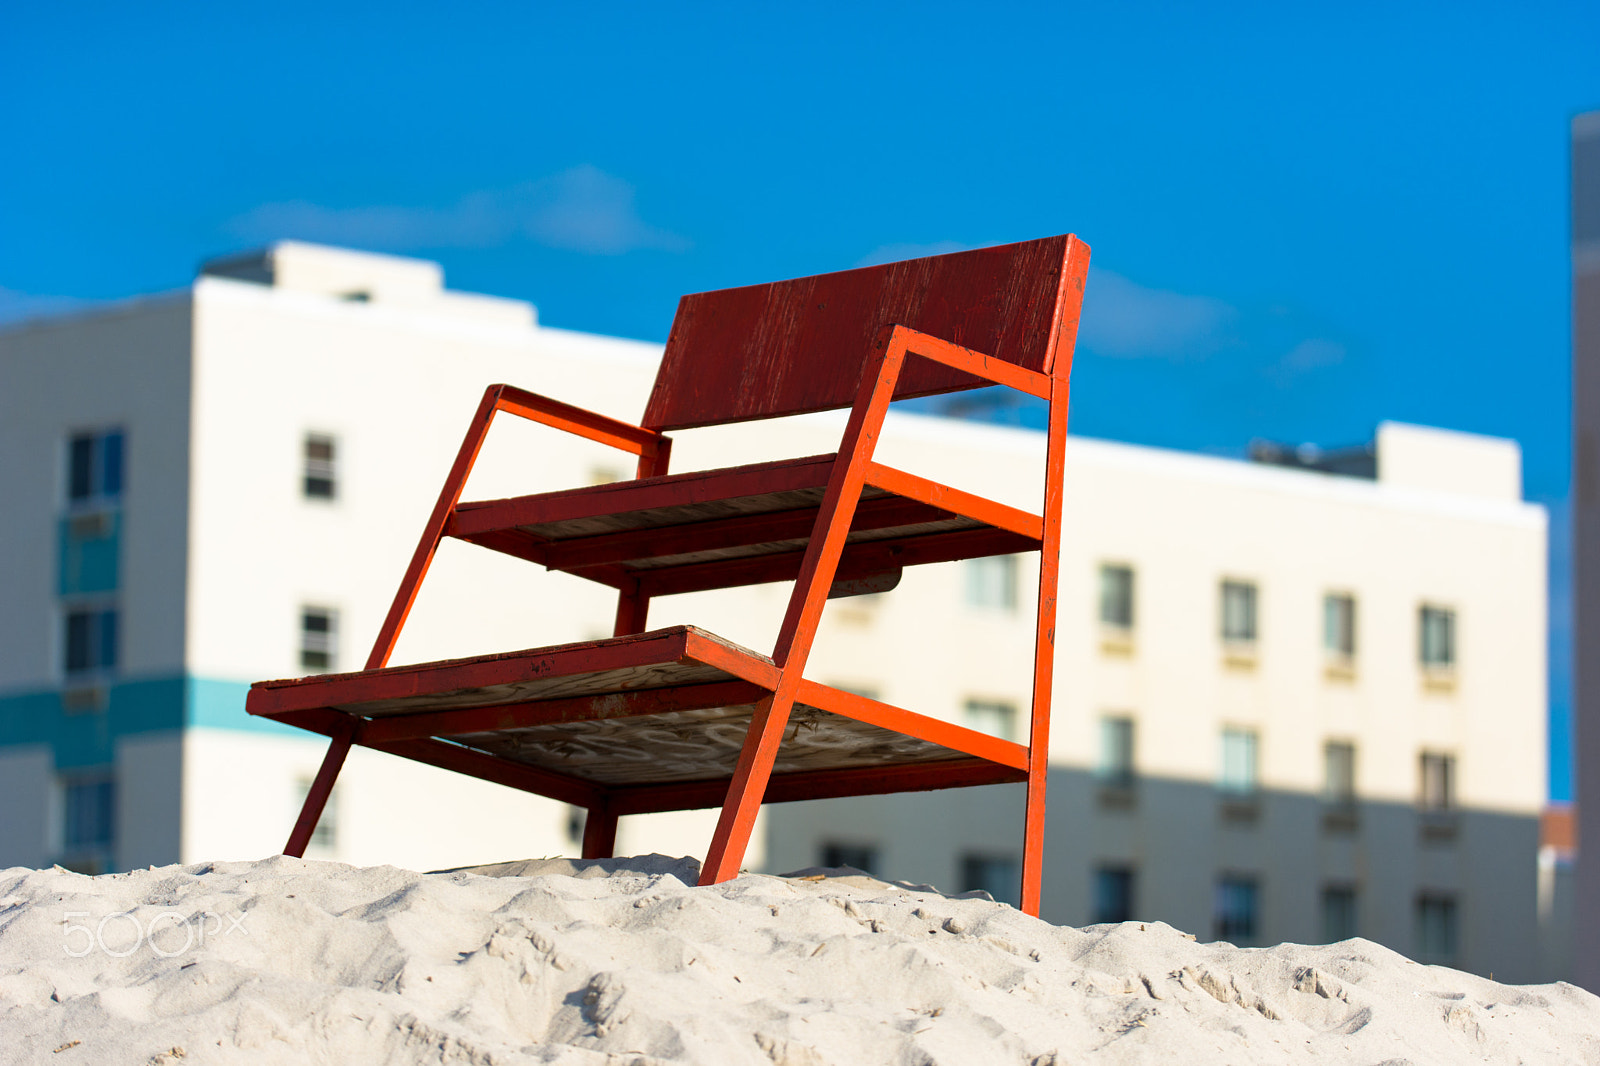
[0, 242, 1548, 981]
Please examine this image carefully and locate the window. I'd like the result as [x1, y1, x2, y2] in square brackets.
[62, 774, 115, 855]
[1094, 865, 1135, 924]
[67, 429, 124, 507]
[1323, 593, 1356, 659]
[1214, 875, 1259, 944]
[1420, 606, 1455, 668]
[1419, 752, 1455, 810]
[961, 854, 1021, 907]
[303, 433, 337, 500]
[1415, 894, 1458, 962]
[1219, 727, 1258, 797]
[293, 777, 339, 850]
[1321, 885, 1358, 942]
[1097, 716, 1135, 788]
[63, 606, 117, 676]
[1099, 564, 1134, 629]
[965, 555, 1018, 611]
[964, 698, 1018, 741]
[1323, 741, 1356, 805]
[300, 607, 338, 673]
[1221, 580, 1257, 643]
[820, 842, 877, 874]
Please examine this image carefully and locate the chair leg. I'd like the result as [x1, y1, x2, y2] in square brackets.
[1021, 763, 1048, 915]
[613, 583, 650, 637]
[285, 728, 354, 857]
[698, 693, 794, 885]
[581, 801, 618, 859]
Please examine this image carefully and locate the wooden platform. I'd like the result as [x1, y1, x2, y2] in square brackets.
[447, 454, 1043, 597]
[247, 626, 1028, 814]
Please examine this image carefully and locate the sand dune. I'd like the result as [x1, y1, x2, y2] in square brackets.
[1, 855, 1595, 1064]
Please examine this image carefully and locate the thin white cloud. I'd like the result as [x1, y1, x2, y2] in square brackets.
[0, 287, 92, 326]
[1078, 269, 1236, 360]
[228, 166, 688, 256]
[852, 252, 1235, 362]
[855, 241, 972, 268]
[1268, 337, 1347, 385]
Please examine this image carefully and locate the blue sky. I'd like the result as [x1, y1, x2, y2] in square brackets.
[4, 2, 1595, 799]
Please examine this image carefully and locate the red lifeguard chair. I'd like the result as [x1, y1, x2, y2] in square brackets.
[247, 235, 1090, 914]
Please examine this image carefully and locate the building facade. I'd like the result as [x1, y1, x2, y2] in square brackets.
[0, 242, 1549, 981]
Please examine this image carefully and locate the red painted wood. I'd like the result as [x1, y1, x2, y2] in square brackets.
[609, 758, 1026, 815]
[1018, 239, 1089, 915]
[366, 735, 603, 808]
[355, 680, 768, 744]
[633, 526, 1036, 598]
[284, 722, 355, 856]
[643, 236, 1080, 431]
[682, 628, 781, 690]
[250, 628, 705, 716]
[581, 802, 618, 859]
[793, 680, 1029, 771]
[863, 462, 1044, 540]
[494, 384, 665, 457]
[543, 496, 953, 572]
[448, 454, 839, 539]
[892, 326, 1054, 400]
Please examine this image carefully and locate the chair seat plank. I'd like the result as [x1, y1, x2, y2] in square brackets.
[247, 625, 1026, 790]
[443, 455, 1040, 598]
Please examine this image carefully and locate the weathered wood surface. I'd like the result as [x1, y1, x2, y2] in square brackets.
[247, 626, 766, 717]
[642, 236, 1079, 431]
[456, 702, 962, 785]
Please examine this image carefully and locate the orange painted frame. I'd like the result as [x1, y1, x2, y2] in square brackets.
[280, 237, 1089, 915]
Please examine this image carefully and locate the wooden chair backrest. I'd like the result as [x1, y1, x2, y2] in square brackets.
[641, 234, 1086, 431]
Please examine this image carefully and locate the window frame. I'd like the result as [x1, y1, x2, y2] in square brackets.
[1419, 751, 1456, 811]
[1419, 604, 1456, 670]
[1323, 740, 1357, 806]
[61, 601, 118, 680]
[819, 842, 878, 874]
[1097, 715, 1136, 788]
[1220, 579, 1258, 645]
[299, 605, 340, 674]
[1322, 592, 1357, 661]
[65, 427, 126, 511]
[302, 431, 339, 501]
[960, 852, 1022, 908]
[1219, 726, 1260, 797]
[1093, 864, 1136, 924]
[1098, 563, 1135, 630]
[1415, 892, 1459, 962]
[1320, 883, 1358, 943]
[1213, 874, 1260, 945]
[964, 554, 1020, 612]
[59, 770, 117, 861]
[963, 697, 1019, 742]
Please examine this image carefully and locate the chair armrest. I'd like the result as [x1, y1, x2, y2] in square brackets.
[490, 383, 667, 457]
[887, 326, 1054, 400]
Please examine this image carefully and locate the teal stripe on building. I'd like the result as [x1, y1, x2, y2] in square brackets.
[0, 674, 305, 768]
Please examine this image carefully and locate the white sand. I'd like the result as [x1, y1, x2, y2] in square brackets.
[1, 856, 1595, 1065]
